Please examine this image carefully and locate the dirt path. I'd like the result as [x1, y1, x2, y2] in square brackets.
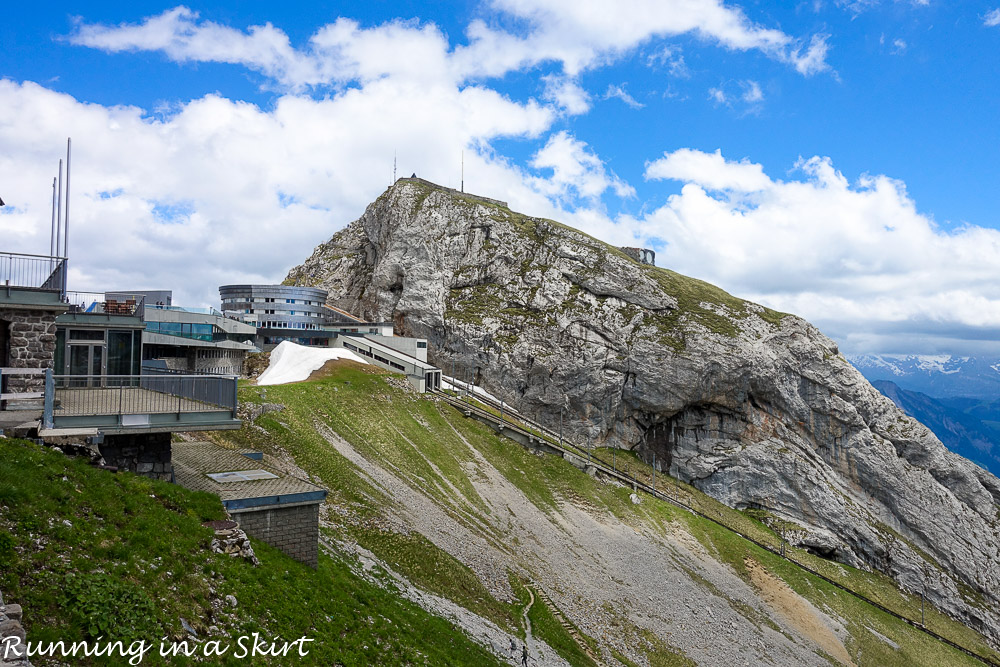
[523, 585, 536, 664]
[745, 558, 856, 666]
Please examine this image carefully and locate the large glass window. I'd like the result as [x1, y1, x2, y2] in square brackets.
[108, 330, 138, 379]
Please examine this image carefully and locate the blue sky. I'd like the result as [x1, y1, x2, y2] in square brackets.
[3, 1, 1000, 355]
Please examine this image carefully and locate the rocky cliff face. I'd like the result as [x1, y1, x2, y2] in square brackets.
[287, 178, 1000, 642]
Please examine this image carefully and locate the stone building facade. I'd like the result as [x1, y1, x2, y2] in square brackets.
[0, 305, 64, 396]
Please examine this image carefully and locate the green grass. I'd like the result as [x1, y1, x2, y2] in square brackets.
[0, 437, 501, 666]
[214, 364, 998, 667]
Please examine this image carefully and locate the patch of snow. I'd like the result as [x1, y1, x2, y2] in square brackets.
[912, 355, 964, 374]
[257, 341, 367, 386]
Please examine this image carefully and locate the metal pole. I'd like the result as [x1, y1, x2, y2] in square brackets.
[50, 177, 57, 260]
[42, 369, 55, 430]
[64, 138, 71, 258]
[921, 592, 924, 627]
[559, 407, 563, 447]
[56, 159, 62, 259]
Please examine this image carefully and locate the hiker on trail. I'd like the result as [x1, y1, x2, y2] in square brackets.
[521, 644, 528, 667]
[509, 637, 517, 657]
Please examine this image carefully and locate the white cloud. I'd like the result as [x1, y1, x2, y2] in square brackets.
[530, 131, 635, 202]
[647, 45, 689, 77]
[741, 80, 764, 103]
[486, 0, 829, 75]
[68, 2, 830, 94]
[604, 84, 644, 108]
[707, 80, 764, 110]
[708, 87, 728, 104]
[631, 149, 1000, 354]
[646, 148, 770, 192]
[984, 9, 1000, 27]
[69, 7, 332, 91]
[0, 78, 559, 306]
[542, 75, 591, 115]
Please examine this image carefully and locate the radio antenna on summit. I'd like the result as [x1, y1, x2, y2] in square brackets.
[461, 150, 464, 193]
[393, 150, 397, 184]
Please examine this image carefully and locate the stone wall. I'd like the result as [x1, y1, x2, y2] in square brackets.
[0, 308, 59, 395]
[0, 589, 32, 667]
[99, 432, 172, 481]
[231, 502, 319, 567]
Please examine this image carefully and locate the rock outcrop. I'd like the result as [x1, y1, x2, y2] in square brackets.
[287, 177, 1000, 642]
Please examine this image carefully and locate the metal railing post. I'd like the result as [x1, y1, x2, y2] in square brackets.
[231, 376, 238, 419]
[42, 369, 55, 430]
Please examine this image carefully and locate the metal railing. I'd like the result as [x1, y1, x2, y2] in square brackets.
[0, 251, 65, 291]
[42, 370, 237, 427]
[140, 366, 238, 411]
[64, 291, 145, 317]
[0, 368, 47, 404]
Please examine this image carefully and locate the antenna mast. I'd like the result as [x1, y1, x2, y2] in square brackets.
[461, 150, 464, 193]
[393, 151, 397, 184]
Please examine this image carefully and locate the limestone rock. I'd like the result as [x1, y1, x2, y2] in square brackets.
[287, 178, 1000, 642]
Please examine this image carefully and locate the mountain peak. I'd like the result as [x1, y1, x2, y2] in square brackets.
[287, 184, 1000, 641]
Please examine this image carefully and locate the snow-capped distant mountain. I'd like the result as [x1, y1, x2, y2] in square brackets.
[848, 354, 1000, 399]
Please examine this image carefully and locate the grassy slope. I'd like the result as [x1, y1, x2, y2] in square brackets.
[4, 361, 998, 665]
[0, 437, 500, 666]
[212, 363, 999, 667]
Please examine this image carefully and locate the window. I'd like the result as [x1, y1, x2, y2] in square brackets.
[286, 299, 295, 303]
[69, 329, 105, 341]
[265, 297, 275, 303]
[417, 342, 427, 349]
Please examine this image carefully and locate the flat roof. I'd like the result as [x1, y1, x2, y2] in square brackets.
[172, 440, 326, 510]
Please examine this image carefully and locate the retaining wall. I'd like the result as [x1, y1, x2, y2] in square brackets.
[231, 502, 320, 568]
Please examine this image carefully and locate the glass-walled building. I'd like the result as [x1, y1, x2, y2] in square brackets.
[54, 293, 144, 386]
[142, 304, 258, 375]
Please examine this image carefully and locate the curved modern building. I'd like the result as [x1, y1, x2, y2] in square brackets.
[220, 284, 333, 346]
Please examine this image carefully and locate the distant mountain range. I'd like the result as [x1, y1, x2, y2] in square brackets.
[849, 354, 1000, 399]
[871, 380, 1000, 477]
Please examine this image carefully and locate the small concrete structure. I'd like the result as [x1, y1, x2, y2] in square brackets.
[172, 441, 327, 567]
[620, 247, 655, 266]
